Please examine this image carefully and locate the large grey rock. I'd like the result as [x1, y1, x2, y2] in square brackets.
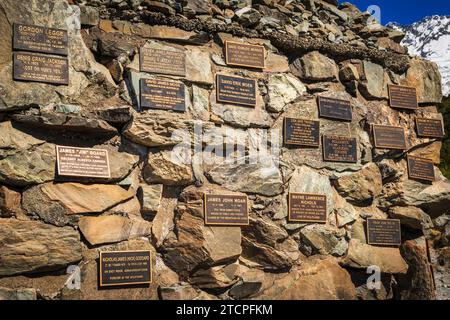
[404, 58, 443, 104]
[359, 60, 391, 99]
[266, 74, 306, 113]
[290, 51, 338, 81]
[300, 225, 348, 257]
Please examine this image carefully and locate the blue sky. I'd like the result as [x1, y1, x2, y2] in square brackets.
[340, 0, 450, 25]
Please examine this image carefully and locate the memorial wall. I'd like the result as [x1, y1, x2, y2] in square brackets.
[0, 0, 449, 300]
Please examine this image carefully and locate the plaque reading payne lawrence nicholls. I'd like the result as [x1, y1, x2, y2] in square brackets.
[139, 47, 186, 77]
[318, 96, 352, 121]
[323, 136, 357, 163]
[367, 219, 401, 246]
[388, 84, 418, 110]
[13, 52, 69, 85]
[140, 78, 186, 111]
[407, 155, 435, 182]
[204, 194, 249, 226]
[416, 118, 445, 138]
[225, 41, 265, 69]
[13, 24, 68, 56]
[373, 124, 407, 150]
[288, 193, 327, 223]
[284, 118, 320, 147]
[56, 146, 111, 179]
[100, 251, 152, 287]
[216, 74, 257, 107]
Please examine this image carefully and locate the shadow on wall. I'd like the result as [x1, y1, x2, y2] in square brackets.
[438, 96, 450, 179]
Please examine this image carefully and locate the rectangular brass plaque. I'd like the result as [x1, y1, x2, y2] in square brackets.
[13, 23, 68, 56]
[284, 118, 320, 147]
[225, 41, 265, 69]
[56, 146, 111, 179]
[318, 96, 352, 121]
[13, 52, 69, 85]
[367, 219, 401, 246]
[323, 135, 357, 163]
[140, 78, 186, 111]
[288, 193, 327, 223]
[216, 74, 257, 107]
[204, 194, 249, 226]
[407, 155, 435, 182]
[416, 118, 445, 138]
[99, 251, 152, 287]
[388, 84, 418, 110]
[139, 47, 186, 77]
[373, 124, 407, 150]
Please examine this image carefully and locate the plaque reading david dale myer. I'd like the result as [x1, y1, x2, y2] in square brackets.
[367, 219, 401, 246]
[225, 41, 265, 69]
[407, 155, 435, 182]
[318, 96, 352, 121]
[56, 146, 111, 179]
[284, 118, 320, 147]
[99, 251, 152, 287]
[373, 124, 407, 150]
[288, 193, 327, 223]
[13, 52, 69, 85]
[204, 194, 249, 226]
[139, 47, 186, 77]
[140, 78, 186, 111]
[388, 84, 418, 110]
[13, 24, 68, 56]
[216, 74, 257, 107]
[416, 118, 445, 138]
[323, 136, 357, 163]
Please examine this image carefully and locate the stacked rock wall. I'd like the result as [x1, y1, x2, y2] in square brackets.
[0, 0, 449, 300]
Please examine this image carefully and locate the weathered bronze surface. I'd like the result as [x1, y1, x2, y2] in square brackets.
[373, 124, 407, 150]
[416, 118, 445, 138]
[388, 84, 418, 110]
[367, 219, 401, 246]
[323, 136, 357, 163]
[225, 41, 265, 69]
[204, 194, 249, 226]
[13, 52, 69, 85]
[284, 118, 320, 147]
[407, 155, 435, 182]
[139, 47, 186, 77]
[13, 23, 68, 56]
[288, 193, 327, 223]
[56, 146, 111, 179]
[216, 74, 257, 107]
[140, 78, 186, 111]
[318, 96, 352, 121]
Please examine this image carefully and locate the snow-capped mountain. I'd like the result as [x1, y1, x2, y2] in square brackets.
[389, 15, 450, 97]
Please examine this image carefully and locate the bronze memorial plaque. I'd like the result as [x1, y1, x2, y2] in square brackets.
[323, 136, 357, 163]
[99, 251, 152, 287]
[318, 96, 352, 121]
[216, 74, 257, 107]
[388, 84, 418, 110]
[284, 118, 320, 147]
[204, 194, 249, 226]
[407, 155, 435, 182]
[140, 78, 185, 111]
[288, 193, 327, 223]
[13, 52, 69, 85]
[416, 118, 445, 138]
[139, 47, 186, 77]
[225, 41, 265, 69]
[56, 146, 111, 179]
[367, 219, 401, 246]
[373, 124, 407, 150]
[13, 23, 68, 56]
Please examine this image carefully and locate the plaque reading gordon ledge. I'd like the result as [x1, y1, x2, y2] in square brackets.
[225, 41, 265, 69]
[323, 136, 357, 163]
[13, 23, 68, 56]
[407, 155, 435, 182]
[56, 146, 111, 179]
[139, 47, 186, 77]
[388, 84, 418, 110]
[367, 219, 401, 246]
[99, 251, 152, 287]
[13, 52, 69, 85]
[288, 193, 327, 223]
[204, 194, 249, 226]
[318, 96, 352, 121]
[216, 74, 257, 107]
[284, 118, 320, 147]
[140, 78, 186, 111]
[416, 118, 445, 138]
[373, 124, 407, 150]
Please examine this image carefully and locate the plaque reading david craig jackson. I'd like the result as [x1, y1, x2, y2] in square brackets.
[367, 219, 401, 246]
[388, 84, 418, 110]
[416, 118, 445, 138]
[13, 24, 68, 56]
[204, 194, 249, 226]
[284, 118, 320, 147]
[323, 136, 357, 163]
[216, 74, 257, 107]
[288, 193, 327, 223]
[139, 47, 186, 77]
[56, 146, 111, 179]
[13, 52, 69, 85]
[225, 41, 265, 69]
[407, 155, 435, 182]
[100, 251, 152, 287]
[140, 78, 186, 111]
[373, 124, 407, 150]
[318, 96, 352, 121]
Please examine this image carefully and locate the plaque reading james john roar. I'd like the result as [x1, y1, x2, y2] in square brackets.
[13, 52, 69, 85]
[216, 74, 257, 107]
[373, 124, 407, 150]
[140, 78, 186, 111]
[284, 118, 320, 147]
[323, 136, 357, 163]
[318, 96, 352, 121]
[388, 84, 418, 110]
[367, 219, 401, 246]
[13, 24, 68, 56]
[56, 146, 111, 179]
[407, 155, 435, 182]
[139, 47, 186, 77]
[225, 41, 265, 69]
[100, 251, 152, 287]
[204, 194, 249, 226]
[288, 193, 327, 223]
[416, 118, 445, 138]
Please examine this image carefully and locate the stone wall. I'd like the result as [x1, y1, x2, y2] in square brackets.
[0, 0, 449, 300]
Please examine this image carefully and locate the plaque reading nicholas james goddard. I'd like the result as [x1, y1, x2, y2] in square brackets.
[204, 194, 249, 226]
[13, 52, 69, 85]
[56, 146, 111, 179]
[13, 24, 68, 56]
[139, 47, 186, 77]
